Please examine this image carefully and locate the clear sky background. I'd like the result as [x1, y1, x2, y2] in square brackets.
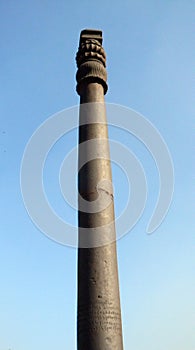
[0, 1, 194, 349]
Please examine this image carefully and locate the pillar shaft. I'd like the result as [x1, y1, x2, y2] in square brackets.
[76, 29, 123, 350]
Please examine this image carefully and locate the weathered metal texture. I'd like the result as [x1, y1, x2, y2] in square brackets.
[76, 29, 123, 350]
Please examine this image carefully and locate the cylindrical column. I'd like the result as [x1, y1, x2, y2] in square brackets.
[76, 29, 123, 350]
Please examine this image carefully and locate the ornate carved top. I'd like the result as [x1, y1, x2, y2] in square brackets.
[76, 29, 108, 95]
[76, 39, 106, 68]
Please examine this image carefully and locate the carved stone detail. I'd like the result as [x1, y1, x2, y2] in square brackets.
[76, 36, 108, 95]
[76, 39, 106, 67]
[76, 60, 107, 95]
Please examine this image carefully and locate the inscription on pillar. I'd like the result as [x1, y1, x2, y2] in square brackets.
[78, 302, 122, 335]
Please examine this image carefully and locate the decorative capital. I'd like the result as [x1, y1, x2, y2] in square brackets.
[76, 29, 108, 95]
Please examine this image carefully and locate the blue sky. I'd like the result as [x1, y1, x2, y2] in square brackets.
[0, 1, 194, 349]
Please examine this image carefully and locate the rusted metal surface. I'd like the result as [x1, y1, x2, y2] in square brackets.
[76, 29, 123, 350]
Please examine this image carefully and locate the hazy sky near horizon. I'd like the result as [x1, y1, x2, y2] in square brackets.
[0, 1, 194, 349]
